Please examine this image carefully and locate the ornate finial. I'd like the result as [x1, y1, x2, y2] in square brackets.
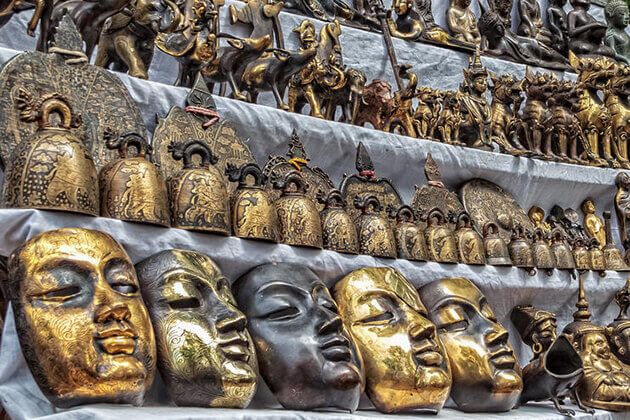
[424, 153, 444, 187]
[356, 142, 375, 174]
[48, 12, 87, 62]
[614, 278, 630, 321]
[573, 273, 592, 322]
[187, 74, 217, 110]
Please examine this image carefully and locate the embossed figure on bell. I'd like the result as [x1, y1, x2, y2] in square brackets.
[1, 228, 156, 407]
[168, 139, 231, 234]
[607, 278, 630, 364]
[3, 90, 99, 216]
[135, 250, 258, 408]
[334, 267, 452, 413]
[419, 277, 523, 412]
[234, 263, 365, 411]
[581, 198, 606, 249]
[605, 0, 630, 64]
[99, 131, 170, 226]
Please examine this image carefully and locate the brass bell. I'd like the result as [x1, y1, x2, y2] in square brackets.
[318, 190, 359, 254]
[424, 208, 458, 263]
[354, 195, 397, 259]
[226, 162, 280, 243]
[532, 228, 556, 271]
[603, 211, 628, 271]
[273, 171, 323, 249]
[168, 139, 231, 234]
[550, 229, 576, 270]
[483, 222, 512, 266]
[393, 205, 428, 261]
[454, 212, 486, 265]
[4, 93, 99, 215]
[589, 238, 606, 271]
[508, 225, 535, 273]
[99, 132, 170, 226]
[572, 239, 592, 271]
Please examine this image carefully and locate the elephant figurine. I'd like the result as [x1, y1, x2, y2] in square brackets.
[95, 0, 183, 79]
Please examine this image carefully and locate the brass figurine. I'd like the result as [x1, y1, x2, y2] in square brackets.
[608, 278, 630, 364]
[581, 198, 606, 249]
[234, 263, 364, 411]
[446, 0, 481, 46]
[393, 205, 428, 261]
[419, 277, 523, 412]
[135, 250, 258, 407]
[334, 267, 452, 413]
[354, 195, 397, 259]
[458, 49, 492, 149]
[3, 91, 99, 216]
[567, 0, 616, 58]
[454, 212, 486, 265]
[605, 0, 630, 65]
[424, 208, 459, 263]
[483, 222, 512, 265]
[99, 131, 170, 226]
[319, 189, 360, 254]
[168, 139, 231, 234]
[1, 228, 156, 407]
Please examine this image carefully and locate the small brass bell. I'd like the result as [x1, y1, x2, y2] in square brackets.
[508, 225, 535, 273]
[483, 222, 512, 266]
[4, 92, 99, 215]
[319, 190, 359, 254]
[354, 195, 397, 259]
[168, 139, 231, 234]
[550, 229, 576, 270]
[532, 228, 556, 271]
[99, 131, 170, 226]
[424, 208, 458, 263]
[572, 239, 592, 271]
[393, 205, 428, 261]
[273, 171, 323, 249]
[603, 211, 628, 271]
[226, 162, 280, 243]
[589, 238, 606, 271]
[454, 212, 486, 265]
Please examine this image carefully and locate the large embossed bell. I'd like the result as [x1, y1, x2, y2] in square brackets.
[573, 239, 592, 271]
[273, 171, 323, 249]
[424, 208, 458, 263]
[589, 238, 606, 271]
[99, 132, 170, 226]
[508, 226, 535, 271]
[393, 205, 428, 261]
[4, 94, 98, 215]
[454, 212, 486, 265]
[550, 229, 576, 270]
[483, 222, 512, 266]
[226, 162, 279, 243]
[168, 139, 231, 234]
[354, 195, 397, 258]
[532, 228, 556, 271]
[319, 190, 359, 254]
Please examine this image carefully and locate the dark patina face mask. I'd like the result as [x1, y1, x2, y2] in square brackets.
[233, 262, 364, 411]
[135, 249, 257, 408]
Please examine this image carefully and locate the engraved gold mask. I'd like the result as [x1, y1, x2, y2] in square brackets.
[3, 228, 156, 407]
[418, 277, 523, 412]
[135, 250, 258, 408]
[334, 268, 451, 413]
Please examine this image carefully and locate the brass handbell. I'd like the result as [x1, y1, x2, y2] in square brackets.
[532, 228, 556, 271]
[168, 139, 231, 234]
[573, 239, 592, 271]
[226, 162, 280, 243]
[392, 205, 428, 261]
[550, 229, 576, 270]
[99, 131, 170, 226]
[454, 212, 486, 265]
[273, 171, 323, 249]
[4, 92, 99, 215]
[508, 225, 535, 273]
[319, 190, 359, 254]
[424, 207, 458, 263]
[354, 195, 397, 259]
[603, 211, 628, 271]
[483, 222, 512, 266]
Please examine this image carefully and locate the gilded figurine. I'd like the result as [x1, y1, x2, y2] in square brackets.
[581, 198, 606, 249]
[546, 0, 569, 54]
[335, 268, 452, 413]
[489, 73, 528, 155]
[446, 0, 480, 46]
[567, 0, 616, 58]
[517, 0, 553, 47]
[615, 172, 630, 249]
[608, 278, 630, 365]
[605, 0, 630, 64]
[458, 49, 492, 149]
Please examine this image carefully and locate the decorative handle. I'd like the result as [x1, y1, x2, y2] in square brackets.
[105, 131, 150, 159]
[39, 97, 73, 129]
[483, 222, 499, 237]
[396, 205, 415, 223]
[274, 171, 308, 195]
[170, 139, 218, 169]
[226, 162, 265, 187]
[427, 207, 445, 226]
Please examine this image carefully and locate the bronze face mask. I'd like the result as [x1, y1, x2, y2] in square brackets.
[334, 267, 451, 413]
[3, 228, 156, 408]
[233, 263, 364, 411]
[418, 277, 523, 412]
[135, 250, 257, 408]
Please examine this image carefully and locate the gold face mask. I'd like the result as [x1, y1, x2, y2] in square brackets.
[135, 250, 258, 408]
[418, 277, 522, 412]
[334, 268, 451, 413]
[3, 228, 156, 408]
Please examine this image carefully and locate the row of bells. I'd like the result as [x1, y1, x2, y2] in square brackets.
[2, 97, 625, 271]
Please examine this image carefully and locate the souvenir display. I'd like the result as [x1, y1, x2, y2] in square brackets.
[153, 76, 255, 188]
[226, 162, 280, 243]
[581, 198, 606, 248]
[605, 0, 630, 65]
[0, 14, 147, 171]
[567, 0, 616, 58]
[511, 305, 588, 416]
[418, 277, 523, 412]
[446, 0, 480, 46]
[453, 212, 485, 264]
[424, 208, 459, 263]
[354, 195, 397, 258]
[319, 190, 360, 254]
[99, 131, 170, 226]
[393, 205, 428, 261]
[483, 222, 512, 266]
[334, 267, 452, 413]
[274, 171, 324, 249]
[608, 278, 630, 365]
[233, 263, 364, 411]
[135, 250, 258, 408]
[3, 91, 99, 216]
[168, 139, 231, 234]
[563, 275, 630, 411]
[1, 228, 156, 407]
[458, 49, 492, 149]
